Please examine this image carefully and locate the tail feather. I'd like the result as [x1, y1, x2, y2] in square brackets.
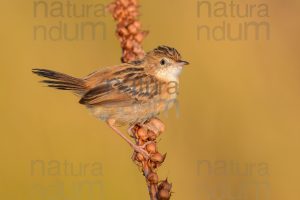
[32, 68, 87, 94]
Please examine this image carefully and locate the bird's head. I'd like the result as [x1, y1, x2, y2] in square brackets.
[142, 46, 189, 81]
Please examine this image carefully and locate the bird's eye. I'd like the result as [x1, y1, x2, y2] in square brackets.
[160, 59, 166, 65]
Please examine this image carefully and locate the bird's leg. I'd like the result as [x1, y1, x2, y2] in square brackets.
[107, 119, 149, 159]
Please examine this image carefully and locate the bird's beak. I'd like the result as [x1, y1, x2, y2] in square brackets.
[177, 60, 189, 66]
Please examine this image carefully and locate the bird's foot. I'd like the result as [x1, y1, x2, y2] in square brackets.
[140, 141, 155, 149]
[132, 144, 150, 160]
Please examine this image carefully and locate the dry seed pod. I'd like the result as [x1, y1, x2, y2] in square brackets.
[150, 152, 165, 164]
[127, 5, 135, 12]
[148, 160, 157, 169]
[125, 40, 133, 49]
[146, 143, 156, 154]
[134, 33, 144, 43]
[148, 118, 165, 134]
[137, 127, 148, 141]
[135, 152, 144, 162]
[137, 138, 145, 146]
[132, 125, 140, 133]
[158, 179, 172, 191]
[119, 27, 129, 36]
[147, 172, 158, 184]
[158, 189, 171, 200]
[128, 24, 138, 34]
[148, 131, 157, 141]
[108, 0, 147, 63]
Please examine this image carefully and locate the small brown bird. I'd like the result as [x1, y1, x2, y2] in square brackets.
[32, 45, 188, 158]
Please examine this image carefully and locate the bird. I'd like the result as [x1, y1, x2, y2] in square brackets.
[32, 45, 189, 158]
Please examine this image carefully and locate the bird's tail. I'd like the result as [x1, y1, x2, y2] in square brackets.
[32, 68, 87, 94]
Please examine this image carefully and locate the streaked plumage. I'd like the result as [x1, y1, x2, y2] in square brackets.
[32, 45, 188, 125]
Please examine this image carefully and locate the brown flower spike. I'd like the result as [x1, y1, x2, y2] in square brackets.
[131, 119, 172, 200]
[107, 0, 148, 63]
[108, 1, 173, 199]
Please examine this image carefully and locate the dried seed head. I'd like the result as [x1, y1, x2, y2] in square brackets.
[108, 0, 147, 63]
[109, 1, 171, 198]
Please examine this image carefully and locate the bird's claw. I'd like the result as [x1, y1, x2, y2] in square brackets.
[132, 144, 150, 160]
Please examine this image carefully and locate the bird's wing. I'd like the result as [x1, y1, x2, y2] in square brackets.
[79, 69, 162, 107]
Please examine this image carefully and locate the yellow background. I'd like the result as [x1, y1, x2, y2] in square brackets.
[1, 0, 300, 199]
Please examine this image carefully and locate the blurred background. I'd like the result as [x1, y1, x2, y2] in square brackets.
[1, 0, 300, 199]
